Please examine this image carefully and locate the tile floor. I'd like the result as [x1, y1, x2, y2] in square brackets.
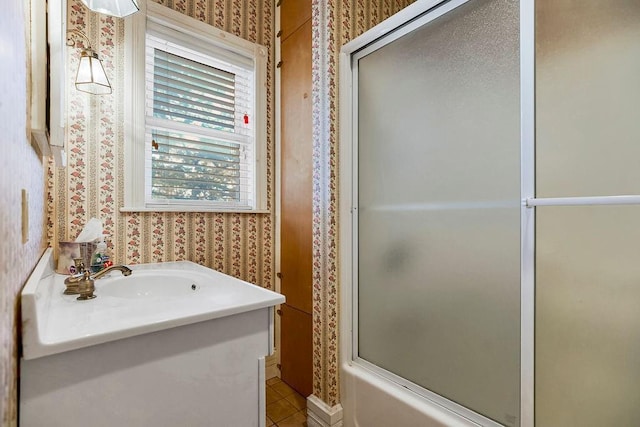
[266, 377, 307, 427]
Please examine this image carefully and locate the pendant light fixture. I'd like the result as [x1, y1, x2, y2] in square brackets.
[67, 29, 112, 95]
[80, 0, 139, 18]
[76, 49, 112, 95]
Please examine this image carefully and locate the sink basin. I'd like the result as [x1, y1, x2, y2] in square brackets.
[20, 249, 285, 360]
[98, 270, 207, 299]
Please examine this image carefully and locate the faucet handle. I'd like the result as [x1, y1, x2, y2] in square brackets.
[64, 259, 88, 295]
[73, 258, 86, 274]
[76, 276, 96, 300]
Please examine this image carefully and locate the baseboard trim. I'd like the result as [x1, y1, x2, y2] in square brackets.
[307, 395, 344, 427]
[265, 352, 279, 380]
[265, 364, 279, 380]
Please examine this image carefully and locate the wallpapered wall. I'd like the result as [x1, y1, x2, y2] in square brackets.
[43, 0, 418, 416]
[49, 0, 275, 288]
[0, 0, 47, 424]
[310, 0, 416, 407]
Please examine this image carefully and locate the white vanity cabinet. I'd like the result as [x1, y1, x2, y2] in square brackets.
[20, 250, 284, 427]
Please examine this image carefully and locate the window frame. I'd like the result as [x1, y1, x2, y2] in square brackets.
[123, 0, 268, 213]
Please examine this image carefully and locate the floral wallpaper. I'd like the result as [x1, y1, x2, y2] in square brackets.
[49, 0, 275, 289]
[310, 0, 416, 408]
[1, 0, 47, 424]
[41, 0, 419, 417]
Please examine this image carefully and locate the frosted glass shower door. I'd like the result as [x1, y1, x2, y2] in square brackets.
[535, 1, 640, 425]
[355, 0, 520, 425]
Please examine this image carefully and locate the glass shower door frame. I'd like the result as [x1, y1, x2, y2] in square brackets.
[343, 0, 640, 425]
[521, 3, 535, 427]
[340, 0, 536, 426]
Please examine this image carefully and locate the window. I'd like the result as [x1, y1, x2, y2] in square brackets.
[124, 0, 267, 212]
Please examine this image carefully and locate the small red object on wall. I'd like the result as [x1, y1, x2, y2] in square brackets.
[243, 114, 249, 125]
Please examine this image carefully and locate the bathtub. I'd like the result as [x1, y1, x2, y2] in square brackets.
[341, 362, 481, 427]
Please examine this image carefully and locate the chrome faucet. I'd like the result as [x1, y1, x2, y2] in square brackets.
[64, 258, 132, 300]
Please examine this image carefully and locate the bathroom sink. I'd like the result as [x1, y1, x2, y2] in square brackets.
[98, 270, 207, 299]
[20, 249, 285, 359]
[20, 249, 286, 427]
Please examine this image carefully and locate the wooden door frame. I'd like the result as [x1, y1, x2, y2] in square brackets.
[271, 0, 283, 381]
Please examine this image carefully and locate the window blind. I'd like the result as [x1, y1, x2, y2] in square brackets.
[145, 32, 255, 208]
[152, 50, 236, 132]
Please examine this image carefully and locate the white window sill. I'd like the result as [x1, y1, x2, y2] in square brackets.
[120, 206, 270, 214]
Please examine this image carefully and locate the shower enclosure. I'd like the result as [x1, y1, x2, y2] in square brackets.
[339, 0, 640, 426]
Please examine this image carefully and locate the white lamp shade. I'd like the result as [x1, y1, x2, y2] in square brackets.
[80, 0, 139, 18]
[76, 50, 112, 95]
